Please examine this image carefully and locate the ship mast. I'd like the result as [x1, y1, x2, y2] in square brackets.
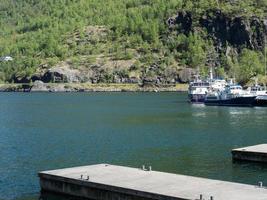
[264, 32, 266, 90]
[265, 34, 266, 88]
[209, 67, 214, 80]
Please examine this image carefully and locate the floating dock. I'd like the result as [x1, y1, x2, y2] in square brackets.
[39, 164, 267, 200]
[232, 144, 267, 163]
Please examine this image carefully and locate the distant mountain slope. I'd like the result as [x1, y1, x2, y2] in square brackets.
[0, 0, 266, 85]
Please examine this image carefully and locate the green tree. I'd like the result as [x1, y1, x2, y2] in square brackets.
[235, 49, 264, 85]
[185, 33, 207, 69]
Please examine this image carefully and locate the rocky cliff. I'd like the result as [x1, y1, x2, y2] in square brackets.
[168, 9, 266, 75]
[168, 9, 267, 51]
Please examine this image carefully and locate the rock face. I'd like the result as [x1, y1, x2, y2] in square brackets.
[31, 57, 144, 84]
[178, 68, 196, 83]
[31, 80, 48, 92]
[199, 10, 266, 51]
[41, 63, 82, 83]
[168, 11, 192, 35]
[169, 9, 267, 52]
[12, 74, 31, 83]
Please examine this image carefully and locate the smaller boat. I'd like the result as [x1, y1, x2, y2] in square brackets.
[205, 85, 256, 107]
[188, 68, 226, 103]
[188, 75, 210, 103]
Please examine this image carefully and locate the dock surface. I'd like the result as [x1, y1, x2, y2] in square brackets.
[232, 144, 267, 162]
[39, 164, 267, 200]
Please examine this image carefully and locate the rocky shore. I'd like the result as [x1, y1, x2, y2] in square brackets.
[0, 82, 188, 92]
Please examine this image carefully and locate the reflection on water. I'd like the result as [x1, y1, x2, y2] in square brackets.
[0, 92, 267, 200]
[39, 192, 76, 200]
[15, 192, 79, 200]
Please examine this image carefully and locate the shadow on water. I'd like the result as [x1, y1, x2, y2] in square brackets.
[233, 159, 267, 170]
[39, 191, 91, 200]
[15, 191, 82, 200]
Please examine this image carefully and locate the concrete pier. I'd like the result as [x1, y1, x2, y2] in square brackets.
[39, 164, 267, 200]
[232, 144, 267, 163]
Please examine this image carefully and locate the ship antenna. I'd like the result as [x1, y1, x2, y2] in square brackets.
[196, 66, 200, 81]
[216, 0, 220, 9]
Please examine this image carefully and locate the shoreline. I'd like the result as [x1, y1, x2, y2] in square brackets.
[0, 83, 188, 92]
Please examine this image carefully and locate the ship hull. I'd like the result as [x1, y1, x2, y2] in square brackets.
[188, 94, 206, 103]
[204, 96, 256, 107]
[253, 97, 267, 107]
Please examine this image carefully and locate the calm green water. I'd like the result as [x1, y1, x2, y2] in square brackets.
[1, 92, 267, 200]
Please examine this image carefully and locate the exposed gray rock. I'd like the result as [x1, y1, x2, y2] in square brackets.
[168, 11, 192, 35]
[42, 65, 81, 83]
[12, 74, 31, 83]
[31, 80, 48, 92]
[127, 77, 139, 83]
[198, 10, 266, 51]
[178, 68, 196, 83]
[48, 84, 73, 92]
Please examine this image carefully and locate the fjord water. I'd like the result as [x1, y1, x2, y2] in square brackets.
[1, 92, 267, 200]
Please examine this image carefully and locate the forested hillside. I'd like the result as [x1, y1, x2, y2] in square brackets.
[0, 0, 266, 85]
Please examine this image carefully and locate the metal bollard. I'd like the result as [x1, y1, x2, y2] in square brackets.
[80, 175, 83, 179]
[200, 194, 203, 200]
[259, 181, 263, 188]
[149, 166, 152, 171]
[210, 196, 214, 200]
[86, 175, 90, 180]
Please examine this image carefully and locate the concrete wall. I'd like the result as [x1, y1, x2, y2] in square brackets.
[232, 151, 267, 163]
[39, 174, 186, 200]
